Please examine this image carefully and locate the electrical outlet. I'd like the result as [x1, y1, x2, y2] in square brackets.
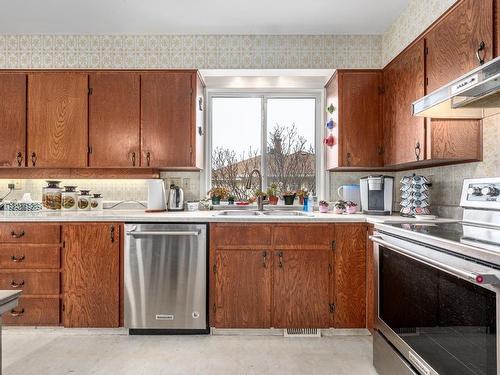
[182, 178, 190, 191]
[8, 180, 21, 190]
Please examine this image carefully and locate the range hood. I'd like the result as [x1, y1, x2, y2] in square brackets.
[412, 56, 500, 119]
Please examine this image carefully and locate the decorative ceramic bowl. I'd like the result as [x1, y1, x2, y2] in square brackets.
[319, 205, 329, 213]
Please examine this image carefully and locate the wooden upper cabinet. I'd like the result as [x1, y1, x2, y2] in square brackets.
[63, 223, 120, 328]
[383, 39, 426, 166]
[27, 73, 88, 168]
[325, 70, 383, 170]
[141, 71, 198, 168]
[0, 74, 26, 168]
[426, 0, 493, 92]
[89, 73, 140, 167]
[214, 250, 271, 328]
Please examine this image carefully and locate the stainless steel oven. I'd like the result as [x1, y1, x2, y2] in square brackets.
[371, 231, 500, 375]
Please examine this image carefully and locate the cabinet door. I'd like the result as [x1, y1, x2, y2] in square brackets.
[141, 72, 195, 168]
[89, 73, 140, 167]
[334, 224, 366, 328]
[426, 0, 493, 93]
[340, 71, 383, 168]
[0, 74, 26, 167]
[27, 73, 88, 168]
[273, 250, 330, 328]
[214, 250, 271, 328]
[383, 39, 426, 166]
[63, 223, 119, 328]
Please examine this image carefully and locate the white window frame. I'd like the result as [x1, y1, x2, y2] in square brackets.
[202, 89, 328, 201]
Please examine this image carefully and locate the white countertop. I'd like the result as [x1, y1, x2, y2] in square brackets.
[0, 209, 455, 224]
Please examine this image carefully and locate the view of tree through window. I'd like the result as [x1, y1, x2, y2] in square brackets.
[211, 96, 316, 200]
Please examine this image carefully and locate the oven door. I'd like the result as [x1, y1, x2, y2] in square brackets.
[372, 233, 500, 375]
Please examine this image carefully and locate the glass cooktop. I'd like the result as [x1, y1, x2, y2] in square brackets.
[387, 222, 500, 252]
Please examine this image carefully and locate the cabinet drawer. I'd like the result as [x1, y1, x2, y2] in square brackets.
[0, 223, 61, 243]
[273, 224, 334, 249]
[2, 297, 60, 325]
[212, 224, 272, 248]
[0, 271, 60, 295]
[0, 245, 60, 269]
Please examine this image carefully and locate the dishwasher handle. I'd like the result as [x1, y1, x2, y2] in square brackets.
[126, 230, 200, 237]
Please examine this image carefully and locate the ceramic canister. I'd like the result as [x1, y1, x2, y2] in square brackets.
[62, 186, 78, 211]
[91, 194, 104, 211]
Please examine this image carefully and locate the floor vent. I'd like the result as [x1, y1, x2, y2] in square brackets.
[284, 328, 321, 338]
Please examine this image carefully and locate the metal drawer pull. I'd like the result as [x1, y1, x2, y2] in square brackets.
[278, 251, 284, 268]
[370, 235, 500, 285]
[11, 255, 25, 262]
[11, 230, 25, 238]
[126, 230, 200, 237]
[10, 308, 24, 317]
[10, 280, 25, 288]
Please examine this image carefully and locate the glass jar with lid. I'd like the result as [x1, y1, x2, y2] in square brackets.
[42, 181, 62, 210]
[91, 193, 104, 211]
[77, 190, 91, 211]
[61, 186, 78, 211]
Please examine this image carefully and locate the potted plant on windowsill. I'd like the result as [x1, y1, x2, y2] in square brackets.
[266, 183, 279, 205]
[345, 201, 358, 214]
[209, 187, 229, 205]
[282, 191, 296, 206]
[319, 200, 330, 213]
[227, 195, 235, 205]
[333, 200, 346, 214]
[296, 189, 309, 205]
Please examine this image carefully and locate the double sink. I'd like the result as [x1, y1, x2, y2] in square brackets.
[216, 210, 313, 217]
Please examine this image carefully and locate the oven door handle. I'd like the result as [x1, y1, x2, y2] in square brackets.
[370, 235, 500, 286]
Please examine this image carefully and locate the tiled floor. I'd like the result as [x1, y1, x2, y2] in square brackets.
[3, 328, 377, 375]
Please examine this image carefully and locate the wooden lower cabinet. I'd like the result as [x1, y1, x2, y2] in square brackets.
[3, 297, 60, 326]
[214, 250, 271, 328]
[272, 250, 330, 328]
[63, 223, 120, 328]
[211, 223, 366, 329]
[334, 224, 367, 328]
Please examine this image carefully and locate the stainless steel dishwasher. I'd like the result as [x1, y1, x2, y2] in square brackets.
[124, 223, 207, 334]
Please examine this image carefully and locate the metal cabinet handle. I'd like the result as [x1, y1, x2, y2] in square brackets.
[11, 255, 25, 262]
[126, 230, 200, 237]
[146, 152, 151, 167]
[31, 152, 37, 167]
[262, 251, 267, 268]
[476, 41, 486, 65]
[11, 230, 25, 238]
[10, 308, 24, 317]
[415, 141, 421, 161]
[16, 152, 23, 167]
[110, 225, 115, 243]
[278, 251, 284, 268]
[131, 152, 136, 167]
[346, 152, 352, 166]
[10, 280, 24, 288]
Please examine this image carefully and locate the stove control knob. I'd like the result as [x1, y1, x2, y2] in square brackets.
[481, 186, 499, 197]
[467, 187, 482, 196]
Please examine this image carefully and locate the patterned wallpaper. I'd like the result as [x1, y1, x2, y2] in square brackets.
[381, 0, 455, 65]
[0, 34, 382, 69]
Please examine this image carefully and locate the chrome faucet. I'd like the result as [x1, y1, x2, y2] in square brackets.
[246, 169, 265, 211]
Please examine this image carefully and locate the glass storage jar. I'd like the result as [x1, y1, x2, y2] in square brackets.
[42, 181, 62, 210]
[91, 193, 104, 211]
[77, 190, 91, 211]
[61, 186, 78, 211]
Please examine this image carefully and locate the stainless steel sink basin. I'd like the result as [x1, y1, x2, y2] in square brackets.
[216, 210, 262, 216]
[261, 210, 313, 217]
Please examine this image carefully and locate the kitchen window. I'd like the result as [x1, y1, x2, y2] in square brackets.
[207, 93, 322, 201]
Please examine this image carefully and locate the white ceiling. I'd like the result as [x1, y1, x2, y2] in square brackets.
[0, 0, 410, 35]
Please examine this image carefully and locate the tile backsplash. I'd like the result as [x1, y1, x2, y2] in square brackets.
[0, 171, 201, 204]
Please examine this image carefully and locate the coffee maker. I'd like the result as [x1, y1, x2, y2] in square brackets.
[360, 175, 394, 215]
